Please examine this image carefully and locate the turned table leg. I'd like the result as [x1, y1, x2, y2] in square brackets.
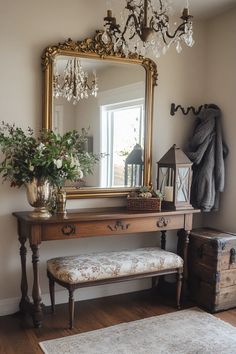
[48, 273, 55, 314]
[19, 236, 30, 313]
[161, 230, 166, 250]
[30, 243, 43, 328]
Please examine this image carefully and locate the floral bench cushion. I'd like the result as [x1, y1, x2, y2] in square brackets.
[47, 247, 183, 285]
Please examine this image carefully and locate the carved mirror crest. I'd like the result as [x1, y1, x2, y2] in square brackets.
[42, 30, 157, 199]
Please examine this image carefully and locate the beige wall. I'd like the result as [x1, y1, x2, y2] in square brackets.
[203, 8, 236, 232]
[0, 0, 207, 315]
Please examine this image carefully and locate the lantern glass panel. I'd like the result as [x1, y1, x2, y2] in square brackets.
[158, 167, 174, 194]
[176, 167, 190, 202]
[125, 163, 143, 187]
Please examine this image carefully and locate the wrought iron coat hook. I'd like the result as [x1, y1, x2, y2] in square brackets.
[170, 103, 209, 117]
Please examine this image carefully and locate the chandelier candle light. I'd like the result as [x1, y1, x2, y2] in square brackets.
[53, 58, 99, 105]
[102, 0, 194, 57]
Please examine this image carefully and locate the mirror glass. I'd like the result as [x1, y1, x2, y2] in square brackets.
[52, 56, 146, 190]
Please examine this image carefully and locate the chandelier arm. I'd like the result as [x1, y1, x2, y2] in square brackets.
[121, 13, 144, 41]
[161, 30, 168, 45]
[165, 22, 187, 40]
[159, 0, 163, 12]
[150, 18, 168, 45]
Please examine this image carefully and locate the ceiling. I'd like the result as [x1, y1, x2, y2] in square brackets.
[174, 0, 236, 19]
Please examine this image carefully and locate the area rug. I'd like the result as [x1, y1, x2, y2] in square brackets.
[39, 307, 236, 354]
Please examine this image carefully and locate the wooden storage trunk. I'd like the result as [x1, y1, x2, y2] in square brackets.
[189, 228, 236, 313]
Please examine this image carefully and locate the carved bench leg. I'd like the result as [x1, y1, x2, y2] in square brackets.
[48, 273, 55, 314]
[176, 269, 183, 309]
[68, 287, 75, 330]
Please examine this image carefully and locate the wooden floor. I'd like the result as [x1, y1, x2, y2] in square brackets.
[0, 289, 236, 354]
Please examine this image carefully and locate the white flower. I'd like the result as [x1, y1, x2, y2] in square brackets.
[77, 168, 83, 179]
[70, 156, 80, 168]
[29, 164, 34, 172]
[54, 159, 63, 169]
[37, 143, 45, 151]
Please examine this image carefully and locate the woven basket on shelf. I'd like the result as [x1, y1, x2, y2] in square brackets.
[127, 196, 161, 211]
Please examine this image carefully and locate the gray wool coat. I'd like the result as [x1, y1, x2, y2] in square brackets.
[185, 104, 228, 212]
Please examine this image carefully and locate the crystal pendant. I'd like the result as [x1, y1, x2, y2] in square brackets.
[122, 43, 129, 57]
[185, 34, 195, 47]
[176, 41, 182, 54]
[114, 38, 123, 52]
[162, 46, 167, 55]
[155, 50, 161, 58]
[101, 31, 110, 44]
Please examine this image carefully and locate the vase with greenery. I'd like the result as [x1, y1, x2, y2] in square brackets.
[0, 122, 99, 217]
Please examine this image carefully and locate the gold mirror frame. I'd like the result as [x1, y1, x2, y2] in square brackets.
[42, 30, 158, 199]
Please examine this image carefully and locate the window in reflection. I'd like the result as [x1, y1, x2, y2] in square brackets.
[101, 99, 144, 187]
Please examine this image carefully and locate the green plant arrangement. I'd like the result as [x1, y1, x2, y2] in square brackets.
[0, 122, 99, 188]
[0, 122, 100, 218]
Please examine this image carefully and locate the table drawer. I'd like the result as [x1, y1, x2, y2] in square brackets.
[41, 215, 185, 241]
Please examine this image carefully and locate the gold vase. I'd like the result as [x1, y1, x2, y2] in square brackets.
[25, 178, 52, 218]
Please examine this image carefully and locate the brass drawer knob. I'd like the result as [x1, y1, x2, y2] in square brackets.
[61, 224, 76, 236]
[157, 217, 169, 228]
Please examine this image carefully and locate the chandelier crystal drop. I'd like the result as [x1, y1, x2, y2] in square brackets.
[53, 58, 98, 105]
[103, 0, 194, 58]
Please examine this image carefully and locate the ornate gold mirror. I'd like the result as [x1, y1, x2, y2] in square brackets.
[42, 31, 157, 199]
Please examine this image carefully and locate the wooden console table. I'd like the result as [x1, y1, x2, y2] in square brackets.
[13, 207, 200, 328]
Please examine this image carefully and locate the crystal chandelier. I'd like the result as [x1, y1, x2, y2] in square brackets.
[102, 0, 194, 58]
[53, 58, 98, 104]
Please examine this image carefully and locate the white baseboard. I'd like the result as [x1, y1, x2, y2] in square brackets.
[0, 279, 150, 316]
[0, 297, 20, 316]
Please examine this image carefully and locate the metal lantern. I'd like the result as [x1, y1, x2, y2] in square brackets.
[124, 144, 144, 187]
[157, 144, 193, 210]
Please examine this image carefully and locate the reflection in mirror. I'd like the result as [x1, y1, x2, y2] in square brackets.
[52, 56, 146, 189]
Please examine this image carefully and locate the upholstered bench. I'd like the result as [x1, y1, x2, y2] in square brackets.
[47, 247, 183, 328]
